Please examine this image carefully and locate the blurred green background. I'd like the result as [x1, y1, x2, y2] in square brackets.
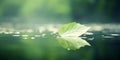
[0, 0, 120, 60]
[0, 0, 120, 23]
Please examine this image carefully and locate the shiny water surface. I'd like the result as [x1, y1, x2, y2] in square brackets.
[0, 24, 120, 60]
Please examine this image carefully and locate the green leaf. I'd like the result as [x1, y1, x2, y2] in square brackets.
[58, 22, 90, 37]
[57, 22, 91, 50]
[57, 37, 90, 50]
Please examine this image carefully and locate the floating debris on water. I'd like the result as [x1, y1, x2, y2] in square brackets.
[41, 34, 46, 37]
[15, 32, 20, 34]
[31, 37, 35, 39]
[22, 35, 29, 37]
[35, 35, 41, 37]
[81, 37, 87, 39]
[102, 35, 114, 38]
[13, 34, 20, 37]
[4, 32, 9, 34]
[110, 34, 120, 36]
[23, 37, 28, 39]
[85, 32, 93, 35]
[88, 37, 94, 40]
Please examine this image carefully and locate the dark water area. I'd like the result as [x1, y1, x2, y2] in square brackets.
[0, 24, 120, 60]
[85, 31, 120, 60]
